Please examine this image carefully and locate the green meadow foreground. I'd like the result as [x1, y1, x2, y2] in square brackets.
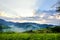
[1, 33, 60, 40]
[1, 25, 60, 40]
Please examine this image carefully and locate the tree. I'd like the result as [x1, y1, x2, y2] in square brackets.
[51, 26, 60, 33]
[0, 24, 11, 32]
[0, 25, 3, 32]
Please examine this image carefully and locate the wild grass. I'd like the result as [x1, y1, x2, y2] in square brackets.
[0, 33, 60, 40]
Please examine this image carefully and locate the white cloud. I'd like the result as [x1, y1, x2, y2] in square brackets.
[0, 0, 60, 25]
[0, 0, 36, 17]
[48, 13, 60, 19]
[0, 11, 20, 18]
[15, 8, 34, 17]
[48, 16, 54, 19]
[55, 13, 60, 19]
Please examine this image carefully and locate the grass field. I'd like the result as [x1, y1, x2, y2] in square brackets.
[0, 33, 60, 40]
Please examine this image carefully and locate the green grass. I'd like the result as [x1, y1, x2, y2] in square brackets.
[0, 33, 60, 40]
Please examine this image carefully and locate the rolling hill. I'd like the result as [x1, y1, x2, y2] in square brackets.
[0, 19, 54, 32]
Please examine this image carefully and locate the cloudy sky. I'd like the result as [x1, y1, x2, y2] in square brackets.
[0, 0, 60, 25]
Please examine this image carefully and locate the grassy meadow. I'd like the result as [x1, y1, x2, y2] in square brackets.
[1, 33, 60, 40]
[0, 24, 60, 40]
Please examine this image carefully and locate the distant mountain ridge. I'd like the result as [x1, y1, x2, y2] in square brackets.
[0, 19, 54, 32]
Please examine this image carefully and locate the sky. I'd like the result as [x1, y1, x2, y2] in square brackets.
[0, 0, 60, 25]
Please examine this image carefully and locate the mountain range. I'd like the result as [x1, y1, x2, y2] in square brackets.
[0, 19, 54, 32]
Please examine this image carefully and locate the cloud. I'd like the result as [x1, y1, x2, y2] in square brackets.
[54, 13, 60, 19]
[48, 13, 60, 19]
[0, 0, 60, 25]
[0, 11, 60, 25]
[15, 8, 35, 17]
[0, 0, 36, 17]
[0, 11, 20, 18]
